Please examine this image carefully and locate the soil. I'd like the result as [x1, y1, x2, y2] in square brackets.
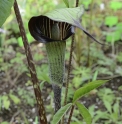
[0, 52, 122, 124]
[0, 43, 122, 124]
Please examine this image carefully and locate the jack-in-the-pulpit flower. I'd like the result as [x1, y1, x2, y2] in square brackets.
[28, 5, 102, 113]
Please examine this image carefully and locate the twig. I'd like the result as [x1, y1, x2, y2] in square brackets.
[64, 0, 79, 107]
[75, 0, 79, 7]
[87, 0, 94, 67]
[63, 34, 75, 106]
[13, 0, 47, 123]
[63, 0, 79, 113]
[10, 111, 20, 124]
[62, 32, 75, 124]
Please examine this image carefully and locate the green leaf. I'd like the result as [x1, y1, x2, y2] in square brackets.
[92, 70, 98, 81]
[82, 0, 92, 9]
[17, 33, 33, 46]
[116, 22, 122, 33]
[0, 0, 14, 27]
[9, 94, 21, 104]
[110, 1, 122, 11]
[0, 96, 2, 111]
[1, 121, 9, 124]
[63, 0, 69, 8]
[70, 122, 81, 124]
[2, 96, 10, 110]
[51, 103, 72, 124]
[44, 5, 102, 44]
[3, 98, 10, 110]
[72, 76, 82, 88]
[73, 80, 108, 103]
[76, 102, 92, 124]
[105, 16, 118, 27]
[44, 5, 84, 27]
[106, 31, 121, 42]
[113, 101, 119, 115]
[94, 111, 109, 122]
[34, 116, 39, 124]
[104, 100, 112, 113]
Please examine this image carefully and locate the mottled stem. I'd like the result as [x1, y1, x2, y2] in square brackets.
[45, 41, 66, 113]
[14, 1, 47, 123]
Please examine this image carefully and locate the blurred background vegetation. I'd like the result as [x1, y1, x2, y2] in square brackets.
[0, 0, 122, 124]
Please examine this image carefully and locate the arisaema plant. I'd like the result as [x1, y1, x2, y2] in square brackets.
[28, 5, 103, 114]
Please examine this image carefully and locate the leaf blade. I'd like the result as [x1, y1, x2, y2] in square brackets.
[76, 102, 92, 124]
[44, 5, 84, 27]
[9, 94, 21, 104]
[51, 103, 72, 124]
[73, 80, 108, 103]
[0, 0, 14, 27]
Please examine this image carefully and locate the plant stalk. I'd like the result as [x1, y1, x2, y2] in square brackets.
[64, 34, 75, 106]
[45, 41, 66, 113]
[87, 0, 94, 67]
[14, 1, 47, 124]
[62, 1, 79, 124]
[67, 105, 75, 124]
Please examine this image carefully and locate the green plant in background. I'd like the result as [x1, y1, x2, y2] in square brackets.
[117, 52, 122, 63]
[72, 67, 91, 88]
[18, 88, 35, 107]
[98, 88, 115, 113]
[105, 16, 122, 43]
[92, 88, 122, 124]
[0, 93, 20, 110]
[17, 33, 33, 47]
[1, 122, 9, 124]
[110, 1, 122, 11]
[105, 1, 122, 43]
[116, 22, 122, 33]
[36, 65, 50, 84]
[106, 31, 121, 43]
[105, 16, 118, 27]
[82, 0, 92, 9]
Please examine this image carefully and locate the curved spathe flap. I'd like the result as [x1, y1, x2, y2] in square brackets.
[44, 5, 103, 44]
[29, 5, 103, 44]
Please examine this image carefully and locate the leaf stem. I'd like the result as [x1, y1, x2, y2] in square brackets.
[87, 0, 94, 67]
[75, 0, 79, 7]
[13, 1, 47, 123]
[67, 105, 75, 124]
[64, 34, 75, 106]
[62, 1, 79, 124]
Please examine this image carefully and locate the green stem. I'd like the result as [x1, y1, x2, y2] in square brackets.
[45, 41, 66, 113]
